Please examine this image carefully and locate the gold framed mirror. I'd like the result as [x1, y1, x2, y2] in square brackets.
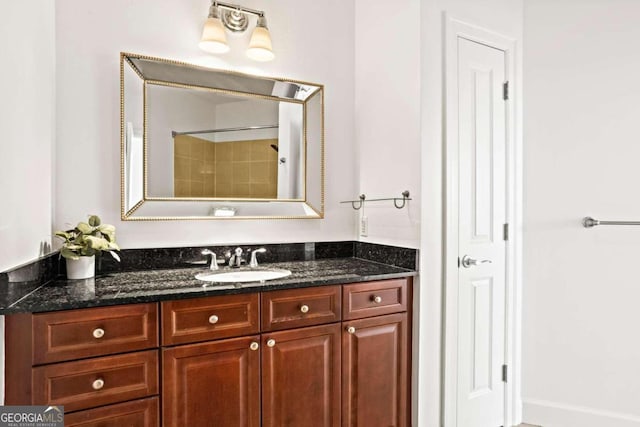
[120, 52, 324, 220]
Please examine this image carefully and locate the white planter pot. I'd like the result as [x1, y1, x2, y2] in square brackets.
[66, 256, 95, 280]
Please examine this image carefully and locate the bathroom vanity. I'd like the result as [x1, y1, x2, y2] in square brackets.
[2, 253, 415, 427]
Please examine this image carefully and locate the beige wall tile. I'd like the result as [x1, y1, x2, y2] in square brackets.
[215, 162, 232, 184]
[174, 179, 190, 197]
[191, 139, 205, 159]
[190, 159, 204, 181]
[233, 183, 251, 198]
[233, 163, 250, 183]
[216, 143, 233, 161]
[250, 161, 270, 183]
[174, 157, 191, 180]
[233, 142, 251, 161]
[174, 137, 190, 157]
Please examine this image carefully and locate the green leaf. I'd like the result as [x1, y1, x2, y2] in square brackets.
[76, 222, 93, 235]
[88, 215, 101, 227]
[97, 224, 116, 241]
[60, 247, 80, 260]
[84, 235, 111, 251]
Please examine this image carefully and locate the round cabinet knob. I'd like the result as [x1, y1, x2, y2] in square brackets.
[346, 326, 356, 334]
[208, 315, 219, 325]
[92, 328, 105, 339]
[92, 378, 105, 390]
[267, 339, 276, 348]
[300, 304, 310, 314]
[249, 342, 259, 351]
[373, 295, 382, 304]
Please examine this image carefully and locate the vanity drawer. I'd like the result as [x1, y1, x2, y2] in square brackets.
[64, 397, 159, 427]
[262, 286, 341, 331]
[32, 303, 158, 365]
[343, 279, 408, 320]
[161, 294, 259, 345]
[32, 350, 158, 413]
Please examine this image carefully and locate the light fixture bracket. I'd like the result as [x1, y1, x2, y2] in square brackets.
[213, 1, 265, 33]
[221, 9, 249, 32]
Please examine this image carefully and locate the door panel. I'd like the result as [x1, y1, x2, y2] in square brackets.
[262, 323, 341, 427]
[162, 336, 260, 427]
[342, 313, 407, 427]
[457, 36, 507, 427]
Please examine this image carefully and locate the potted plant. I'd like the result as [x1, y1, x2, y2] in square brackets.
[55, 215, 120, 279]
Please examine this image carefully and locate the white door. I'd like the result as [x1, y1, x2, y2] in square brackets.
[456, 37, 507, 427]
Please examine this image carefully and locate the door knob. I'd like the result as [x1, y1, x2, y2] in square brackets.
[461, 255, 492, 268]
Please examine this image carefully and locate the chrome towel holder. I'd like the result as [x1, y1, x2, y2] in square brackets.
[341, 190, 411, 210]
[582, 216, 640, 228]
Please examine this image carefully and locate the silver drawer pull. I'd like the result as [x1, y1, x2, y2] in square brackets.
[92, 328, 105, 339]
[92, 378, 105, 390]
[346, 326, 356, 334]
[372, 295, 382, 304]
[267, 339, 276, 348]
[249, 342, 259, 351]
[208, 315, 219, 325]
[300, 304, 310, 314]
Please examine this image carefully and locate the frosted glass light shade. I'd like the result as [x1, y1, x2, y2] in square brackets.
[199, 17, 229, 54]
[247, 19, 274, 61]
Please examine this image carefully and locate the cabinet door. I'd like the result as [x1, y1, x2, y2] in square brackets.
[262, 323, 341, 427]
[342, 313, 408, 427]
[162, 335, 260, 427]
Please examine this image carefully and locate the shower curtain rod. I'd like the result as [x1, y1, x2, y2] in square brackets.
[172, 124, 279, 137]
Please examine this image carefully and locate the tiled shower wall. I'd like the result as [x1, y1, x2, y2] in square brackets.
[174, 136, 278, 198]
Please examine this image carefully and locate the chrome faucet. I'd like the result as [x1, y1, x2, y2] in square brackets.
[228, 247, 244, 267]
[249, 248, 267, 267]
[201, 249, 219, 270]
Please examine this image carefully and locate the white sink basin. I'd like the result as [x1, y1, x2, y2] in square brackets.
[195, 269, 292, 283]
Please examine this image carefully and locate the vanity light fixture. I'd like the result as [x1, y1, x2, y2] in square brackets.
[199, 1, 275, 61]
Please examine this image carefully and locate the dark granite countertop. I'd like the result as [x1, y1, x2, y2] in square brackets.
[0, 258, 416, 314]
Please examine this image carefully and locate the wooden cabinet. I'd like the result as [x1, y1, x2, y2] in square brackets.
[342, 313, 408, 427]
[343, 279, 408, 320]
[261, 285, 341, 331]
[161, 294, 259, 345]
[162, 335, 261, 427]
[32, 350, 158, 412]
[5, 302, 160, 421]
[32, 303, 158, 364]
[5, 277, 412, 427]
[63, 397, 159, 427]
[262, 323, 341, 427]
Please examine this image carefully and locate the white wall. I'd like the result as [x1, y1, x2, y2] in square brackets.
[523, 1, 640, 426]
[0, 0, 55, 405]
[419, 0, 523, 425]
[0, 1, 55, 271]
[214, 99, 279, 142]
[55, 0, 355, 247]
[354, 0, 421, 249]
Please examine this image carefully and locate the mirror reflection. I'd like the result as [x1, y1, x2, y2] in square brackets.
[120, 53, 324, 220]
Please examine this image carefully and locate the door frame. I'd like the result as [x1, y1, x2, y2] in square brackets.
[443, 14, 522, 427]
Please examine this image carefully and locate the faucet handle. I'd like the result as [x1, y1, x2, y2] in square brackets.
[201, 249, 219, 270]
[250, 248, 267, 268]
